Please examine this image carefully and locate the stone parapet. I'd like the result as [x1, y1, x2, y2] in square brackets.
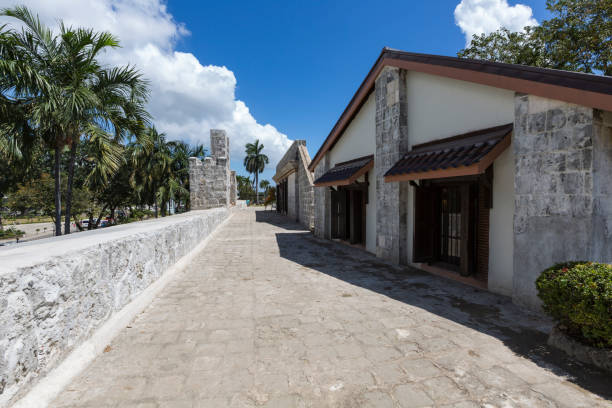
[0, 208, 229, 407]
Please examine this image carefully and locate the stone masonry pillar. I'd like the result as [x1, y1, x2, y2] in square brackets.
[513, 94, 612, 309]
[314, 153, 331, 239]
[210, 129, 231, 208]
[375, 67, 409, 263]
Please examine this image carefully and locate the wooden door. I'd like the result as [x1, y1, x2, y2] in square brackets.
[413, 186, 436, 262]
[350, 190, 364, 245]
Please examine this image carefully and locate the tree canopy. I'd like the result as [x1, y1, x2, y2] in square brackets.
[458, 0, 611, 76]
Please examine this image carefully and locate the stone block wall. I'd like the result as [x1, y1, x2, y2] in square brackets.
[297, 145, 315, 230]
[513, 94, 612, 309]
[375, 67, 409, 264]
[230, 171, 237, 205]
[189, 130, 232, 210]
[313, 154, 331, 239]
[275, 140, 314, 230]
[0, 208, 229, 407]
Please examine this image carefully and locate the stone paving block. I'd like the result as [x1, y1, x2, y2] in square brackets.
[361, 391, 395, 408]
[400, 358, 442, 381]
[421, 376, 469, 404]
[394, 383, 434, 407]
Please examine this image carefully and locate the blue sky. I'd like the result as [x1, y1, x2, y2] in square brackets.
[4, 0, 550, 182]
[165, 0, 549, 181]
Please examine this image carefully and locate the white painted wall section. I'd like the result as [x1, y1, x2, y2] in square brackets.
[328, 92, 376, 167]
[488, 142, 515, 296]
[406, 71, 515, 146]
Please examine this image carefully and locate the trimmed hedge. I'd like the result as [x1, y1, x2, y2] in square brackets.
[536, 262, 612, 348]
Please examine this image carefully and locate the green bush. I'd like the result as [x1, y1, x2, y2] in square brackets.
[536, 262, 612, 348]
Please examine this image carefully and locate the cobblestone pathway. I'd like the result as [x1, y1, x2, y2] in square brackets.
[51, 209, 611, 408]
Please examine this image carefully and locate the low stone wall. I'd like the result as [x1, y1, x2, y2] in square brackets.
[0, 208, 228, 407]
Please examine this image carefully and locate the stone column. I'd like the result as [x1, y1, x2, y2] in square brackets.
[210, 129, 231, 208]
[591, 110, 612, 263]
[513, 94, 612, 309]
[375, 67, 409, 263]
[188, 157, 205, 210]
[230, 171, 237, 205]
[314, 153, 331, 239]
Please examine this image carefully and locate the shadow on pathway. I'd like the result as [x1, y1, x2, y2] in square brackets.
[255, 210, 612, 400]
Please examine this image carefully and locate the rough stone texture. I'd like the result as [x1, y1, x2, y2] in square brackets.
[49, 209, 610, 408]
[513, 94, 612, 309]
[273, 140, 314, 230]
[0, 208, 229, 407]
[548, 327, 612, 373]
[313, 153, 331, 239]
[375, 67, 409, 263]
[189, 129, 232, 210]
[230, 171, 237, 206]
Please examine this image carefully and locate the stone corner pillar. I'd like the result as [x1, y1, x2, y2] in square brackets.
[313, 153, 331, 239]
[188, 156, 205, 210]
[512, 94, 608, 310]
[375, 66, 409, 264]
[230, 170, 237, 205]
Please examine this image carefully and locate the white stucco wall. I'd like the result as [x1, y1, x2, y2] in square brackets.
[287, 172, 297, 220]
[488, 143, 515, 296]
[328, 92, 376, 167]
[406, 71, 515, 146]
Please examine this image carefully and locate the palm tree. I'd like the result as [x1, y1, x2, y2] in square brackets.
[130, 128, 169, 217]
[243, 140, 268, 204]
[259, 180, 270, 198]
[0, 7, 65, 234]
[0, 6, 150, 235]
[168, 141, 206, 211]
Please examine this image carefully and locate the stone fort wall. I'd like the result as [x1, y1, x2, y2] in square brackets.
[189, 130, 235, 210]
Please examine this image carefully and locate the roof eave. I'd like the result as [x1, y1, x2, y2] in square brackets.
[309, 49, 612, 172]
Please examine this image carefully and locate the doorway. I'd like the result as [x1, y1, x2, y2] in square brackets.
[414, 177, 487, 280]
[330, 186, 366, 246]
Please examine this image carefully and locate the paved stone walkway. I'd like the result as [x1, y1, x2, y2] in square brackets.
[51, 209, 611, 408]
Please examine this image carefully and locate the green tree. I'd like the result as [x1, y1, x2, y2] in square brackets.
[259, 179, 270, 199]
[167, 141, 206, 211]
[0, 6, 150, 236]
[236, 175, 254, 200]
[243, 140, 268, 204]
[458, 0, 611, 76]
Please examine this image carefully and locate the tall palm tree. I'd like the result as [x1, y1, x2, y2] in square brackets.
[259, 180, 270, 198]
[168, 141, 206, 211]
[0, 6, 150, 235]
[243, 140, 268, 204]
[0, 7, 65, 234]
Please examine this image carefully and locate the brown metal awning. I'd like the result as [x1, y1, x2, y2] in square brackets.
[314, 155, 374, 187]
[384, 123, 512, 182]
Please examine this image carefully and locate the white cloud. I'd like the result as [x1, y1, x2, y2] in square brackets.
[454, 0, 537, 45]
[0, 0, 292, 176]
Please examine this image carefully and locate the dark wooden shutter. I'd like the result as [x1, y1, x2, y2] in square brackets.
[477, 182, 490, 283]
[338, 189, 347, 239]
[413, 186, 436, 263]
[330, 190, 339, 238]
